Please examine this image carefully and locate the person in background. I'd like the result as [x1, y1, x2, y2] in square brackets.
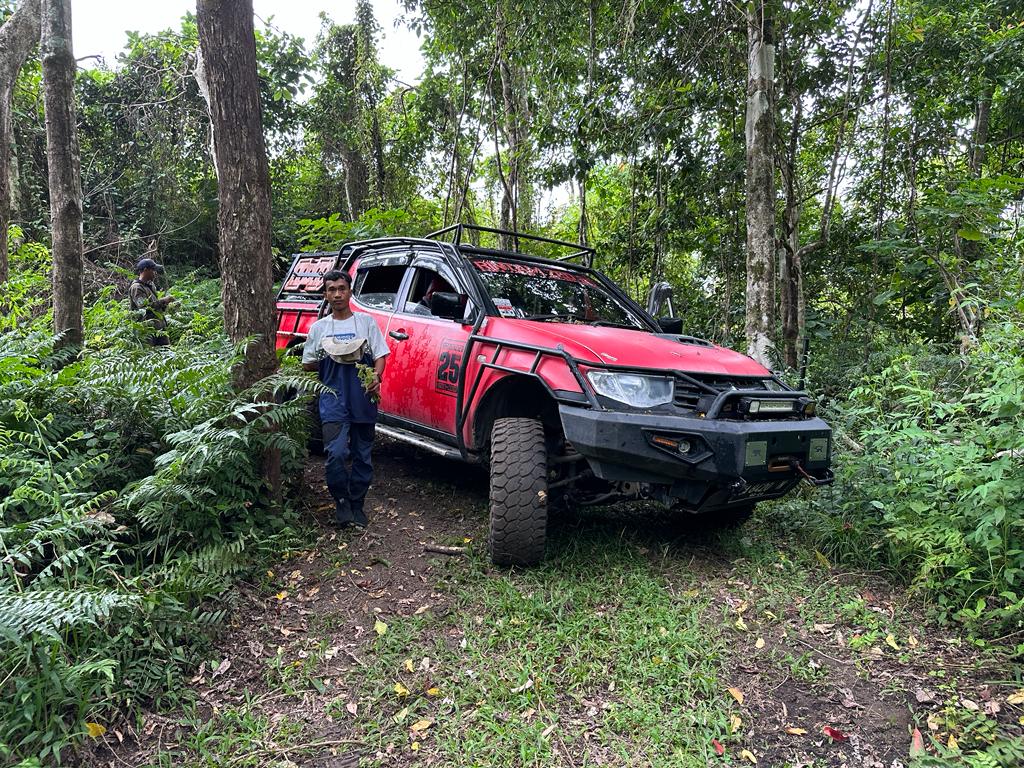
[129, 258, 175, 346]
[302, 270, 389, 528]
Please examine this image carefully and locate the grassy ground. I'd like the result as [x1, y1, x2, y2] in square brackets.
[83, 441, 1024, 768]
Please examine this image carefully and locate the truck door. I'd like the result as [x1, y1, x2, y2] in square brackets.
[382, 255, 471, 438]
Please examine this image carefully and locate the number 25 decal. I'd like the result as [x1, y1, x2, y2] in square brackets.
[435, 339, 463, 394]
[437, 351, 461, 383]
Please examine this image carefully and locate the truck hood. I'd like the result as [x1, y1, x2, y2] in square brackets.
[484, 319, 770, 376]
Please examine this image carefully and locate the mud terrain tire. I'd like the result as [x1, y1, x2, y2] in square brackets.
[488, 418, 548, 566]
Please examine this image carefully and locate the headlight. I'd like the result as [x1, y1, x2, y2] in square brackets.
[586, 371, 674, 408]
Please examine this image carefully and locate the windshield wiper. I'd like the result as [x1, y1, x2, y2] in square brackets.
[590, 319, 645, 330]
[522, 312, 582, 322]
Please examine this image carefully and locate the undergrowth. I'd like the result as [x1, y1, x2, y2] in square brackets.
[779, 315, 1024, 637]
[0, 247, 317, 764]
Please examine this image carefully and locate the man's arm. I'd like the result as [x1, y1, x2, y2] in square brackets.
[303, 360, 318, 372]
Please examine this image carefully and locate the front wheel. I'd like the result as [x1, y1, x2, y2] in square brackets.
[488, 418, 548, 567]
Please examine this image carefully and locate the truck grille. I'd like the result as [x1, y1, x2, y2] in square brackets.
[673, 374, 804, 420]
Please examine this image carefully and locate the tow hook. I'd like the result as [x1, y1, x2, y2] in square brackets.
[789, 459, 835, 487]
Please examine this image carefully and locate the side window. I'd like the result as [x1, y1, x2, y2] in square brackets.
[402, 267, 457, 316]
[353, 265, 406, 311]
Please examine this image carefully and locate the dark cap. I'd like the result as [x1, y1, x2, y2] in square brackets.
[136, 258, 162, 274]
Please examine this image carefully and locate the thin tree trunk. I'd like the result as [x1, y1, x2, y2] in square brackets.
[780, 97, 802, 368]
[0, 0, 40, 286]
[969, 84, 993, 177]
[196, 0, 277, 391]
[41, 0, 83, 348]
[744, 0, 775, 367]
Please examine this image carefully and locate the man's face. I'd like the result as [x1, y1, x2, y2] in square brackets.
[325, 277, 352, 312]
[141, 267, 156, 282]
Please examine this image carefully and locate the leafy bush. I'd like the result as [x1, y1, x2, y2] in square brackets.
[0, 271, 316, 763]
[785, 317, 1024, 634]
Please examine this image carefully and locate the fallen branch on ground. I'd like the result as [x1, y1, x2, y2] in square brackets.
[424, 544, 467, 556]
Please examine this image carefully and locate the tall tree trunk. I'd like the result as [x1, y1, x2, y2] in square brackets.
[0, 0, 40, 286]
[494, 3, 531, 248]
[196, 0, 277, 391]
[41, 0, 83, 348]
[744, 0, 775, 367]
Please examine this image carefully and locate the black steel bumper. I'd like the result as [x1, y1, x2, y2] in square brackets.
[558, 405, 833, 510]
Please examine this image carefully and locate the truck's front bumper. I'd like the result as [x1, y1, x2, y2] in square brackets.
[558, 405, 833, 510]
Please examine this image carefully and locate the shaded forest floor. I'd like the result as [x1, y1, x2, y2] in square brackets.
[84, 441, 1024, 768]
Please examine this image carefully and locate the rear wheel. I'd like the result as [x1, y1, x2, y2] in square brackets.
[488, 417, 548, 566]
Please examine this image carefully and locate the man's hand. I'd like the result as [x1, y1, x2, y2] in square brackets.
[366, 371, 381, 396]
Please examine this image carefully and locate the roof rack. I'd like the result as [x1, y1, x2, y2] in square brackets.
[426, 224, 594, 267]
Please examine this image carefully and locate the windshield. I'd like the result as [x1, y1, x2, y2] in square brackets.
[471, 258, 650, 330]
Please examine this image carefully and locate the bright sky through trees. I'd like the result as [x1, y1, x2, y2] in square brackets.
[72, 0, 426, 83]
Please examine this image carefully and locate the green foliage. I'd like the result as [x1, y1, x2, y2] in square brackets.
[0, 267, 316, 764]
[787, 316, 1024, 634]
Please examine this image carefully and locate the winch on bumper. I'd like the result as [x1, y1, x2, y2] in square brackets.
[558, 405, 834, 512]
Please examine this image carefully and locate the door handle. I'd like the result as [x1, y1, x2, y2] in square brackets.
[389, 330, 409, 341]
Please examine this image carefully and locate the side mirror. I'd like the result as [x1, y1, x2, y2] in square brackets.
[658, 317, 683, 334]
[430, 291, 467, 321]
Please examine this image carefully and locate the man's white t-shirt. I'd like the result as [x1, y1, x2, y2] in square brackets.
[302, 313, 390, 364]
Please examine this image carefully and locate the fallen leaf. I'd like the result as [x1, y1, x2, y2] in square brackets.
[785, 726, 808, 735]
[404, 659, 414, 673]
[813, 623, 835, 634]
[926, 714, 942, 731]
[541, 724, 557, 739]
[426, 687, 441, 697]
[511, 678, 534, 694]
[712, 738, 725, 756]
[814, 550, 831, 569]
[735, 616, 748, 631]
[410, 719, 433, 733]
[908, 634, 918, 647]
[85, 722, 106, 738]
[730, 714, 742, 733]
[374, 619, 388, 636]
[345, 701, 358, 716]
[727, 687, 745, 705]
[211, 658, 231, 679]
[763, 610, 778, 620]
[275, 591, 288, 600]
[947, 734, 959, 751]
[823, 725, 849, 742]
[910, 727, 925, 757]
[410, 741, 420, 751]
[1007, 689, 1024, 705]
[885, 634, 900, 651]
[960, 698, 980, 711]
[755, 637, 765, 650]
[740, 748, 757, 764]
[520, 707, 536, 720]
[394, 682, 409, 697]
[985, 700, 1001, 716]
[915, 689, 937, 704]
[393, 706, 409, 724]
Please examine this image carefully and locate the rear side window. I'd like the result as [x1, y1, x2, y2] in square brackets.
[353, 265, 406, 311]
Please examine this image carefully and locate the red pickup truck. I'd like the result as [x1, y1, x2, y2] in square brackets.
[277, 225, 833, 566]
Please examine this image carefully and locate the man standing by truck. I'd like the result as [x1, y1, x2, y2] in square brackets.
[302, 270, 389, 528]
